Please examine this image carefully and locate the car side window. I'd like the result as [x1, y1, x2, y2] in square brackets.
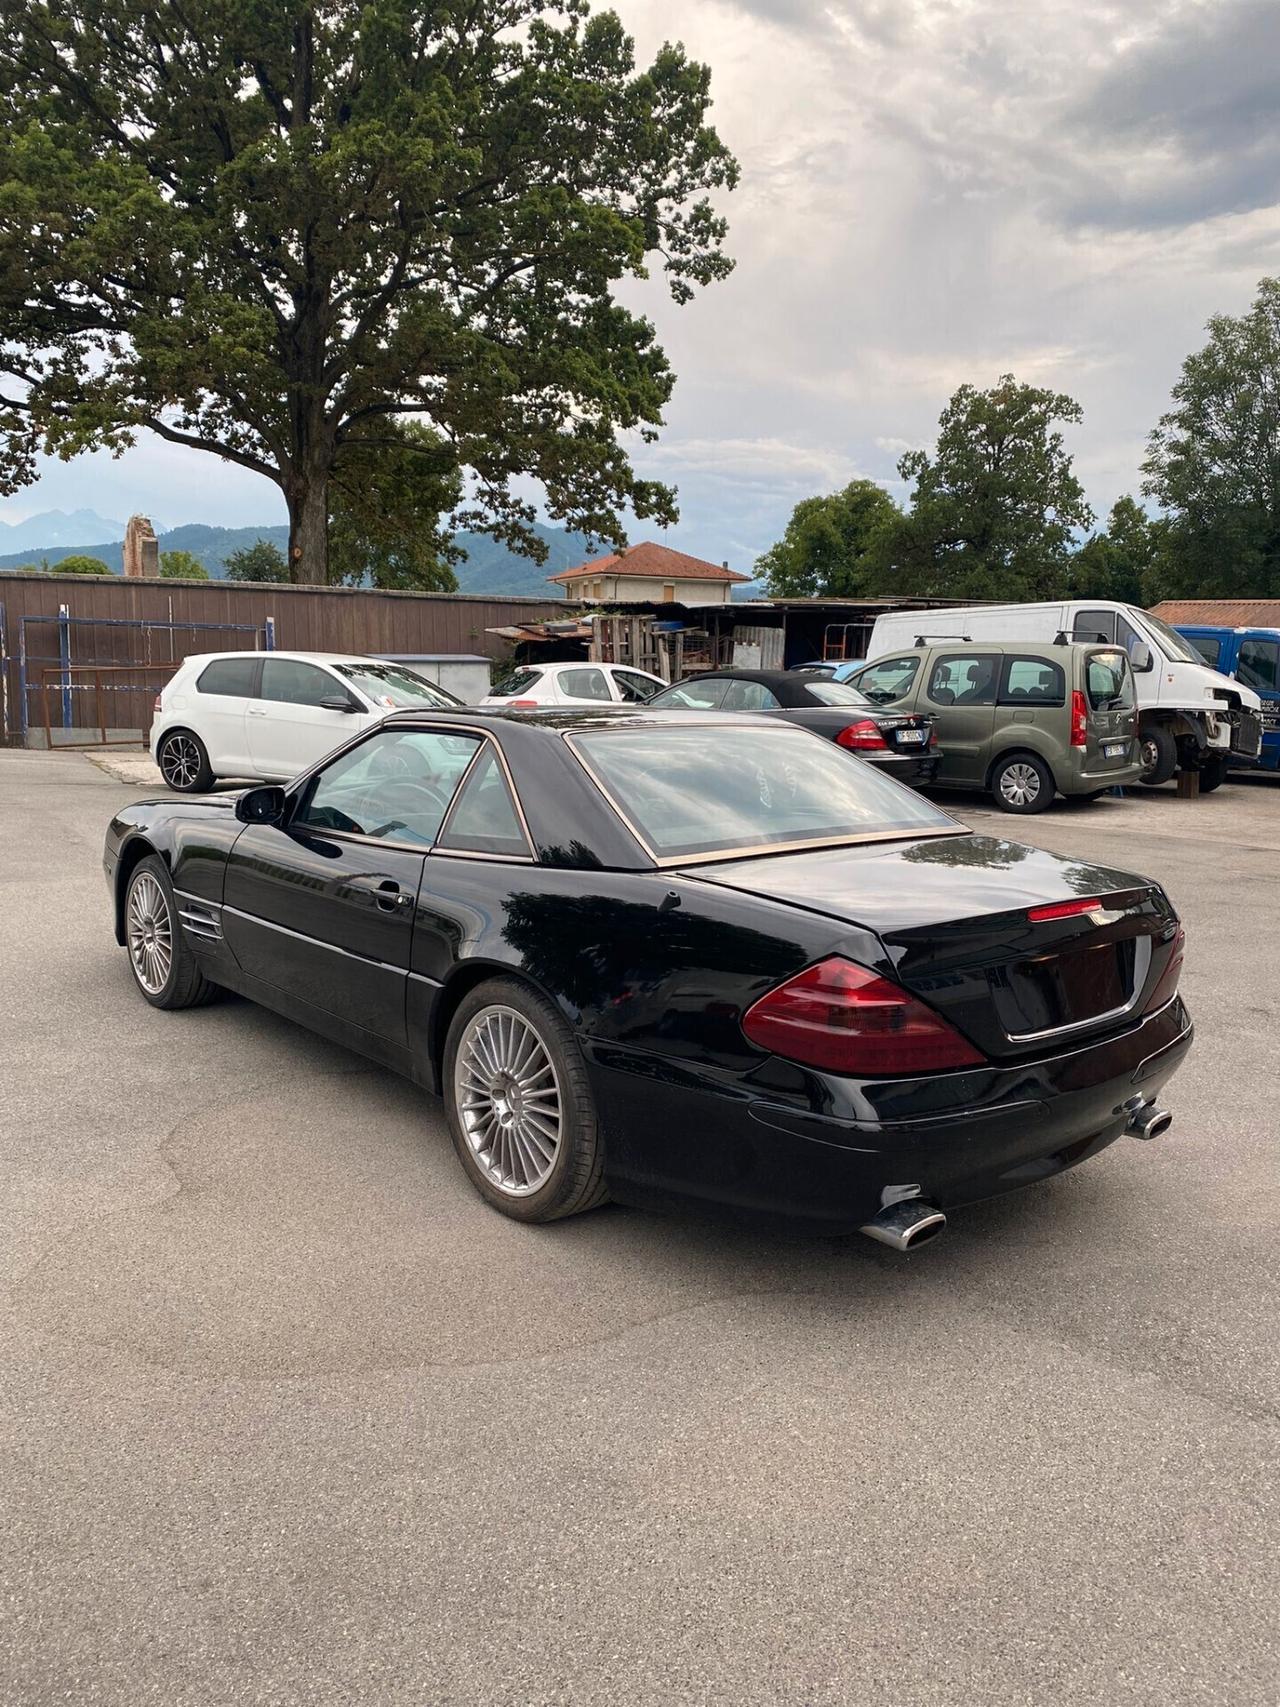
[651, 678, 730, 710]
[196, 658, 259, 697]
[721, 679, 780, 710]
[260, 659, 343, 707]
[999, 657, 1065, 705]
[436, 746, 531, 858]
[1188, 635, 1221, 667]
[558, 667, 612, 702]
[294, 729, 482, 844]
[851, 657, 918, 704]
[1238, 638, 1280, 692]
[927, 654, 997, 707]
[1072, 608, 1115, 644]
[613, 669, 661, 703]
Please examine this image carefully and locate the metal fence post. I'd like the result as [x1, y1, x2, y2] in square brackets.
[17, 616, 28, 741]
[58, 603, 72, 730]
[264, 616, 276, 651]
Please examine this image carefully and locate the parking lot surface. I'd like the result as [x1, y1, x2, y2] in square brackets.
[2, 749, 1277, 1706]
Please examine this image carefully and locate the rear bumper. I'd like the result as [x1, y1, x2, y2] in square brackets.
[585, 995, 1192, 1230]
[865, 750, 941, 785]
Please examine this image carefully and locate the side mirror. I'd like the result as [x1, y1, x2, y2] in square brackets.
[1130, 642, 1153, 673]
[235, 784, 288, 825]
[321, 694, 360, 713]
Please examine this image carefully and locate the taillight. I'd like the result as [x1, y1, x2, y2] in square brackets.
[1070, 689, 1087, 747]
[153, 694, 162, 712]
[507, 699, 539, 709]
[1144, 925, 1185, 1013]
[742, 956, 985, 1076]
[1027, 897, 1102, 923]
[836, 718, 888, 752]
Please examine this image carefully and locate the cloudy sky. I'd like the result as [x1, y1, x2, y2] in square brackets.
[5, 0, 1280, 570]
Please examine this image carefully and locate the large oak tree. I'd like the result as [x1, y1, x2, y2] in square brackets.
[0, 1, 736, 583]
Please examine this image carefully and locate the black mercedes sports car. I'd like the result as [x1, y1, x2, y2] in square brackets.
[103, 708, 1192, 1249]
[644, 668, 940, 785]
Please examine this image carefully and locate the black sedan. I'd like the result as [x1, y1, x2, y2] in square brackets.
[103, 708, 1191, 1249]
[644, 668, 940, 784]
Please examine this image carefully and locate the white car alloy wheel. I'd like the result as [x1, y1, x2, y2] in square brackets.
[159, 732, 202, 789]
[127, 869, 173, 995]
[453, 1004, 563, 1196]
[998, 761, 1043, 808]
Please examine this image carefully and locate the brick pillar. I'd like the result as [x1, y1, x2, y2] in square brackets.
[123, 514, 159, 578]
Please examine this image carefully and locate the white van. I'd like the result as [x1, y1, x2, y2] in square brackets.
[864, 601, 1263, 787]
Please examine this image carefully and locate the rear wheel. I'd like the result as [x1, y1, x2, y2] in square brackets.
[444, 977, 608, 1223]
[158, 728, 215, 793]
[1138, 725, 1177, 786]
[990, 752, 1054, 813]
[125, 855, 218, 1009]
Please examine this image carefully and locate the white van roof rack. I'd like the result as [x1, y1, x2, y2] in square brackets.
[914, 634, 971, 645]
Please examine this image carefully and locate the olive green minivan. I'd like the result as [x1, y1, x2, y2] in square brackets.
[846, 641, 1143, 812]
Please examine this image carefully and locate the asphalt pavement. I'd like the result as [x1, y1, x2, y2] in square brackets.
[1, 748, 1277, 1706]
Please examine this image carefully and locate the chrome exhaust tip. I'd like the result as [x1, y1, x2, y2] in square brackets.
[860, 1200, 947, 1252]
[1126, 1100, 1173, 1141]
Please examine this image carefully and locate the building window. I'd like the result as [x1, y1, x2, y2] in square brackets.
[662, 582, 676, 602]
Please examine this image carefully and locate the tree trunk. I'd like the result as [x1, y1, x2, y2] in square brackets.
[288, 475, 329, 585]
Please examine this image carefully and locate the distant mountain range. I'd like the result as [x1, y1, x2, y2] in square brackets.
[0, 507, 126, 553]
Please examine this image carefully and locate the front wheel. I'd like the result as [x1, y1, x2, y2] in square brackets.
[1197, 755, 1229, 793]
[124, 855, 219, 1009]
[158, 728, 215, 793]
[1138, 726, 1177, 786]
[444, 977, 608, 1223]
[990, 752, 1054, 813]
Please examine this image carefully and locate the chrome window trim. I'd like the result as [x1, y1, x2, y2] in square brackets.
[434, 736, 536, 861]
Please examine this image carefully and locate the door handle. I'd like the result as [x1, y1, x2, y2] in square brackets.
[246, 706, 267, 717]
[346, 875, 414, 912]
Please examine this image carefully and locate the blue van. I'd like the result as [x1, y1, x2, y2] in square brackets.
[1176, 627, 1280, 771]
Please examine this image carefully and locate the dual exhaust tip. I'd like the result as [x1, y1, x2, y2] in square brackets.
[860, 1100, 1174, 1252]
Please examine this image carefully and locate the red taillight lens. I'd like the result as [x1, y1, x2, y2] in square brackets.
[1027, 897, 1102, 923]
[1070, 689, 1087, 747]
[1144, 925, 1185, 1013]
[742, 956, 985, 1076]
[836, 718, 888, 752]
[153, 694, 162, 712]
[507, 699, 539, 709]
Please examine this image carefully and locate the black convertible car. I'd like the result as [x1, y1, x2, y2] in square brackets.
[104, 708, 1191, 1249]
[644, 669, 940, 785]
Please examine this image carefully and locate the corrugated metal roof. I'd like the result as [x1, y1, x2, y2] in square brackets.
[1150, 599, 1280, 628]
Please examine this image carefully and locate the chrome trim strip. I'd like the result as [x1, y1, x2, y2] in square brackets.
[221, 904, 405, 971]
[1005, 935, 1153, 1043]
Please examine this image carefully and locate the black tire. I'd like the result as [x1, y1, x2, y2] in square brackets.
[123, 855, 219, 1010]
[1138, 725, 1178, 787]
[158, 728, 216, 793]
[1197, 755, 1229, 794]
[443, 976, 609, 1223]
[989, 751, 1055, 814]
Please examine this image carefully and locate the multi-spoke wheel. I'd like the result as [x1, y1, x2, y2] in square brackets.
[991, 752, 1054, 814]
[158, 729, 215, 793]
[123, 855, 218, 1009]
[444, 978, 608, 1222]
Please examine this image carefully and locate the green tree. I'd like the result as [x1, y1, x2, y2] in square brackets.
[883, 376, 1093, 599]
[55, 554, 111, 575]
[224, 540, 290, 583]
[159, 549, 209, 580]
[1067, 496, 1157, 603]
[0, 1, 736, 585]
[1142, 277, 1280, 597]
[329, 423, 462, 590]
[756, 480, 900, 597]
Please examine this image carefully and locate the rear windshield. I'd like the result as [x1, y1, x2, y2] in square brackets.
[570, 724, 959, 860]
[803, 681, 874, 707]
[1086, 651, 1135, 711]
[487, 668, 542, 698]
[333, 663, 460, 709]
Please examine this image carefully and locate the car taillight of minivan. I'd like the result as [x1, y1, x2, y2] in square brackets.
[1070, 690, 1088, 747]
[742, 957, 985, 1076]
[836, 719, 888, 752]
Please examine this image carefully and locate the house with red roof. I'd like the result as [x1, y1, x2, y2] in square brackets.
[548, 541, 752, 605]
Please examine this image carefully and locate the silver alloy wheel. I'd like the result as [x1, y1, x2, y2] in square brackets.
[454, 1004, 562, 1197]
[160, 733, 201, 790]
[998, 761, 1042, 807]
[126, 870, 173, 995]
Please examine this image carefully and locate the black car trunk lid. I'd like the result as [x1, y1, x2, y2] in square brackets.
[688, 836, 1179, 1060]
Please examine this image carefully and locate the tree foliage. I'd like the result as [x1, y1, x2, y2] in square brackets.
[1067, 496, 1159, 603]
[55, 553, 111, 574]
[882, 377, 1093, 599]
[159, 549, 208, 579]
[1142, 277, 1280, 597]
[0, 0, 737, 584]
[224, 539, 290, 583]
[755, 479, 899, 598]
[329, 423, 461, 590]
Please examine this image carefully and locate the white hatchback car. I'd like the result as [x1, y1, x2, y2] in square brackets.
[151, 651, 463, 792]
[478, 660, 666, 709]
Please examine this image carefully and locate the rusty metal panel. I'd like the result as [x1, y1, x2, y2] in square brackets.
[1150, 599, 1280, 630]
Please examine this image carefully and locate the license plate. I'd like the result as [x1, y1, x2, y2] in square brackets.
[1103, 741, 1128, 758]
[895, 728, 927, 745]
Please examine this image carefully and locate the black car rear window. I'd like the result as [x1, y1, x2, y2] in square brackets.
[196, 658, 258, 697]
[569, 724, 958, 860]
